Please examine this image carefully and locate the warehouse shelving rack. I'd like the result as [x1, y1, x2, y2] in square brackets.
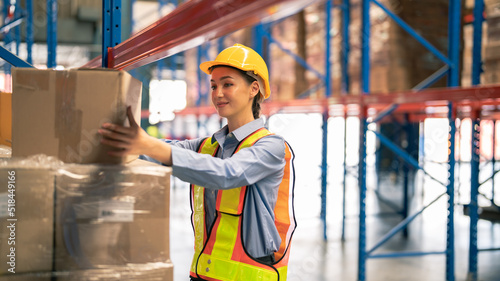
[0, 1, 498, 281]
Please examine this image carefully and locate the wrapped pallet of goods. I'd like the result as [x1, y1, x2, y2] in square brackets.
[3, 66, 173, 280]
[0, 156, 173, 281]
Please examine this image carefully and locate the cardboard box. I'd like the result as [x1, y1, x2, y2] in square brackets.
[0, 92, 11, 146]
[12, 68, 142, 164]
[0, 160, 56, 275]
[54, 161, 171, 271]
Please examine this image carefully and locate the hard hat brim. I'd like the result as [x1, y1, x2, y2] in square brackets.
[199, 61, 271, 99]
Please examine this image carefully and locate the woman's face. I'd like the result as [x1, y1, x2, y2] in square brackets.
[210, 67, 258, 121]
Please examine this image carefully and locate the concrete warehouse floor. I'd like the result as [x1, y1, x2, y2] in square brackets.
[169, 166, 500, 281]
[168, 114, 500, 281]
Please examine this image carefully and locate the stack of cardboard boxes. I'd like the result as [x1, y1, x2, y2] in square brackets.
[0, 69, 173, 280]
[485, 0, 500, 84]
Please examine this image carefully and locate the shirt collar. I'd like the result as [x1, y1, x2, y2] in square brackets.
[211, 118, 265, 145]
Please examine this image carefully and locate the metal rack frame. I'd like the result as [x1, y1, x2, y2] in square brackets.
[357, 0, 461, 280]
[0, 0, 34, 71]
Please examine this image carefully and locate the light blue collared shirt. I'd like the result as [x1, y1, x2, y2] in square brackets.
[143, 118, 287, 258]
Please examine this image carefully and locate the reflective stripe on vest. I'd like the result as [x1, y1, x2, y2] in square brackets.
[189, 128, 296, 281]
[191, 138, 219, 254]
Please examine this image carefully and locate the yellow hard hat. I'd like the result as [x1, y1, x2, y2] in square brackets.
[200, 44, 271, 99]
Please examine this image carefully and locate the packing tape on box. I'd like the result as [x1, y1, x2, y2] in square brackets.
[55, 71, 83, 163]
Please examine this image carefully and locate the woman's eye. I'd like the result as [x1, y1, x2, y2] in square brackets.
[211, 85, 216, 90]
[224, 83, 232, 87]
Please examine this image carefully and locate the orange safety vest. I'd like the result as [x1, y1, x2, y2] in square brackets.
[189, 128, 296, 281]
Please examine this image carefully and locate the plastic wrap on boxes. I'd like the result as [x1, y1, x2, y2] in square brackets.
[0, 145, 11, 158]
[54, 162, 172, 271]
[0, 156, 173, 280]
[0, 262, 174, 281]
[0, 155, 61, 275]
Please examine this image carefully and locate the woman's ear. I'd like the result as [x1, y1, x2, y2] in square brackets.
[250, 81, 260, 99]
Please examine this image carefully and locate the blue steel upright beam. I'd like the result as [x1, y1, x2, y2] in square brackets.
[493, 121, 496, 205]
[320, 0, 332, 242]
[446, 102, 456, 281]
[358, 106, 368, 281]
[342, 112, 348, 241]
[447, 0, 461, 87]
[468, 109, 480, 281]
[340, 0, 350, 242]
[14, 0, 20, 55]
[402, 114, 411, 237]
[3, 0, 12, 75]
[358, 1, 369, 279]
[253, 23, 264, 57]
[361, 0, 370, 94]
[321, 106, 329, 241]
[102, 0, 121, 68]
[341, 0, 350, 94]
[325, 0, 332, 98]
[471, 0, 484, 85]
[47, 0, 57, 68]
[26, 0, 34, 65]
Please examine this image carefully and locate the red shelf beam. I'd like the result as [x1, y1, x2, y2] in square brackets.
[84, 0, 317, 70]
[169, 85, 500, 122]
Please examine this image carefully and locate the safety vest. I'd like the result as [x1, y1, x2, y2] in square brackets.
[189, 128, 296, 281]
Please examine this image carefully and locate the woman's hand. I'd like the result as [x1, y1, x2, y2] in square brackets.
[98, 106, 173, 165]
[98, 106, 153, 157]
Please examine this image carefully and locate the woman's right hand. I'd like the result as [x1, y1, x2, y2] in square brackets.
[98, 106, 173, 165]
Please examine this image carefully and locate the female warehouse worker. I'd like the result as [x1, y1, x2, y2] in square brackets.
[99, 44, 296, 281]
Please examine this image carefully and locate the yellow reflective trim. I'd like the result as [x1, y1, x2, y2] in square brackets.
[197, 253, 284, 281]
[191, 137, 219, 273]
[193, 185, 205, 253]
[200, 137, 219, 155]
[211, 213, 239, 259]
[193, 137, 219, 253]
[235, 128, 272, 152]
[217, 187, 242, 214]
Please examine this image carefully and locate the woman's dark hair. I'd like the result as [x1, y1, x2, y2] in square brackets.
[210, 65, 263, 119]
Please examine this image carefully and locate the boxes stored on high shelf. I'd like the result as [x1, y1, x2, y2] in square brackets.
[0, 92, 11, 147]
[0, 156, 59, 275]
[0, 156, 172, 280]
[11, 68, 142, 164]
